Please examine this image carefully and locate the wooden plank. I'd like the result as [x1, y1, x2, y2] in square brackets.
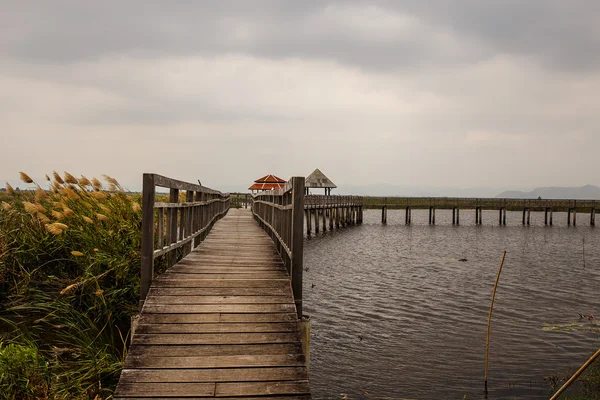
[143, 303, 296, 314]
[125, 354, 306, 370]
[152, 278, 291, 289]
[161, 272, 287, 280]
[115, 382, 215, 397]
[215, 381, 311, 397]
[132, 332, 301, 345]
[139, 313, 297, 324]
[116, 396, 311, 400]
[128, 343, 303, 357]
[143, 296, 293, 305]
[147, 287, 290, 296]
[120, 366, 307, 380]
[136, 322, 298, 334]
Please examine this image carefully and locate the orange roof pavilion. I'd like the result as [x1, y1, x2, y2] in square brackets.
[248, 174, 287, 191]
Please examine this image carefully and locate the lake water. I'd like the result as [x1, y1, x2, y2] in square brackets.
[303, 209, 600, 399]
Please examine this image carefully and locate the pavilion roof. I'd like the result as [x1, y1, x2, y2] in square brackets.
[305, 168, 337, 188]
[253, 174, 287, 184]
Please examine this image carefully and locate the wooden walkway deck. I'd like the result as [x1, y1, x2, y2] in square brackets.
[115, 208, 310, 399]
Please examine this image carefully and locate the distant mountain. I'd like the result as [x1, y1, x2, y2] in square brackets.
[496, 185, 600, 200]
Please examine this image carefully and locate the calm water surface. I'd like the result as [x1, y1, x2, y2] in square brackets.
[303, 209, 600, 399]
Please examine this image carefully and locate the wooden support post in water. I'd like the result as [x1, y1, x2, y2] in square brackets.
[329, 208, 334, 230]
[545, 208, 549, 225]
[452, 207, 456, 225]
[476, 207, 479, 225]
[499, 208, 503, 225]
[573, 208, 577, 226]
[456, 208, 460, 225]
[382, 206, 387, 224]
[322, 204, 327, 231]
[568, 208, 572, 226]
[549, 209, 553, 226]
[314, 210, 319, 233]
[522, 208, 526, 225]
[591, 208, 596, 227]
[306, 209, 311, 236]
[432, 207, 435, 225]
[290, 177, 305, 318]
[503, 208, 507, 226]
[527, 208, 531, 226]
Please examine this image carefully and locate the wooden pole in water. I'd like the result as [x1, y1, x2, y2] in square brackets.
[485, 250, 507, 395]
[549, 348, 600, 400]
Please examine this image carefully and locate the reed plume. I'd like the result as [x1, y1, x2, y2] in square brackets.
[45, 174, 51, 181]
[132, 202, 141, 212]
[45, 222, 68, 235]
[5, 182, 15, 195]
[91, 177, 102, 191]
[64, 172, 77, 184]
[82, 216, 93, 224]
[52, 171, 64, 184]
[23, 201, 39, 216]
[96, 213, 108, 221]
[2, 201, 12, 211]
[71, 251, 84, 257]
[19, 172, 34, 184]
[78, 176, 91, 187]
[35, 188, 48, 201]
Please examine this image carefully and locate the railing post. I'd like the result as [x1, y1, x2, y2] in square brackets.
[291, 177, 305, 319]
[140, 173, 156, 309]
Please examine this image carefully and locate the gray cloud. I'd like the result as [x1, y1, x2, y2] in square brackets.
[3, 1, 599, 72]
[1, 1, 599, 193]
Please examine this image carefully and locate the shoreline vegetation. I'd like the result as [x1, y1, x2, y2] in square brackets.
[0, 172, 143, 399]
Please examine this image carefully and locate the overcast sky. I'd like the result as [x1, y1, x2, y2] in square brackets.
[1, 1, 599, 194]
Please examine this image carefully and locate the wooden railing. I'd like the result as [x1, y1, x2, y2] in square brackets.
[140, 173, 230, 307]
[251, 177, 305, 317]
[304, 194, 363, 209]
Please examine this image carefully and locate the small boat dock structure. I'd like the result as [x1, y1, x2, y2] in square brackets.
[114, 174, 313, 399]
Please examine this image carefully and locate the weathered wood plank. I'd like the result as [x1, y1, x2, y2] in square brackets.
[143, 303, 296, 314]
[147, 287, 290, 296]
[152, 279, 291, 288]
[115, 382, 215, 397]
[143, 296, 293, 305]
[124, 354, 305, 370]
[116, 397, 310, 400]
[136, 322, 298, 334]
[139, 313, 298, 324]
[127, 343, 303, 357]
[215, 381, 311, 397]
[120, 366, 307, 380]
[132, 332, 301, 345]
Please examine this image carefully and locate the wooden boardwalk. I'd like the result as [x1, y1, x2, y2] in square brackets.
[115, 208, 310, 399]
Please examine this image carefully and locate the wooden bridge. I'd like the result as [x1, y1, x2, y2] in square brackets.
[115, 175, 312, 399]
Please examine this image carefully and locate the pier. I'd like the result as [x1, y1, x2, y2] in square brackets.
[366, 197, 598, 226]
[115, 174, 314, 399]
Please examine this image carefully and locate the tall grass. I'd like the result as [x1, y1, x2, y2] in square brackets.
[0, 171, 142, 399]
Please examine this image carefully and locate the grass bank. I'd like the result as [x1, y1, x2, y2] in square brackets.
[0, 172, 142, 399]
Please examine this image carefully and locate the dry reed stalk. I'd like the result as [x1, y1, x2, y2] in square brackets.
[549, 348, 600, 400]
[485, 250, 507, 394]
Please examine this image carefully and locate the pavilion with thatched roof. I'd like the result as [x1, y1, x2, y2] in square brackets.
[248, 174, 287, 193]
[305, 168, 337, 195]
